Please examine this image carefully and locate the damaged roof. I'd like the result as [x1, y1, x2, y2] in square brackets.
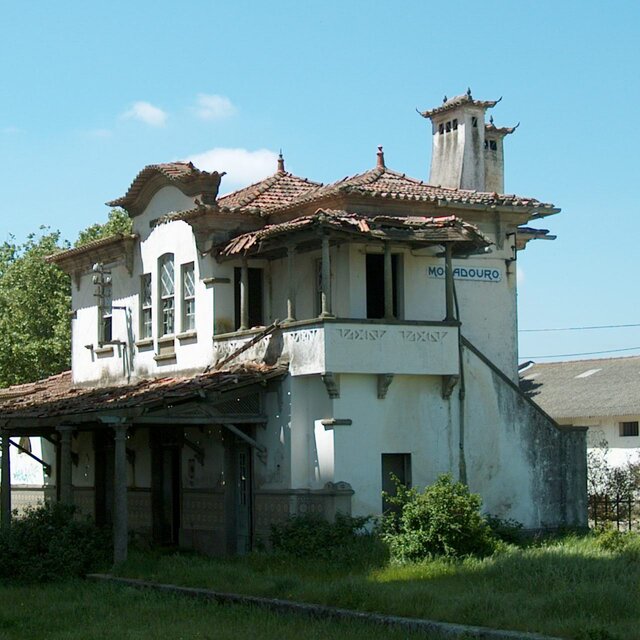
[218, 209, 490, 258]
[261, 165, 557, 215]
[0, 364, 286, 423]
[520, 356, 640, 419]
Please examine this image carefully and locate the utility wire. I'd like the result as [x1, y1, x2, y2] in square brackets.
[520, 346, 640, 359]
[520, 323, 640, 333]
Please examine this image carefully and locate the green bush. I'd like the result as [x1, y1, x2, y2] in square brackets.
[485, 514, 524, 544]
[0, 502, 111, 582]
[380, 474, 496, 561]
[270, 512, 385, 567]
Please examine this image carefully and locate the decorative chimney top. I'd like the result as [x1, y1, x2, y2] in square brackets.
[277, 150, 285, 173]
[376, 145, 385, 169]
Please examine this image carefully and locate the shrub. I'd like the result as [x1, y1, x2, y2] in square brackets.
[485, 514, 524, 545]
[0, 502, 111, 582]
[270, 512, 385, 567]
[380, 474, 496, 561]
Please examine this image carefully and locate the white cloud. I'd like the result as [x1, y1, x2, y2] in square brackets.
[186, 148, 279, 191]
[194, 94, 236, 120]
[123, 101, 167, 127]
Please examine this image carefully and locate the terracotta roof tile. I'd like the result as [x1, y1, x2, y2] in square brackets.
[107, 162, 223, 216]
[0, 364, 285, 421]
[218, 209, 490, 258]
[218, 171, 321, 213]
[265, 166, 556, 214]
[419, 93, 499, 119]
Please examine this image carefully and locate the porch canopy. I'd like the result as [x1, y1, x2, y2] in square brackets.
[0, 363, 286, 562]
[216, 209, 490, 325]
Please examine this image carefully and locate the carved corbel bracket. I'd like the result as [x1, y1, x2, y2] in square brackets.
[321, 372, 340, 399]
[441, 374, 460, 399]
[377, 373, 394, 399]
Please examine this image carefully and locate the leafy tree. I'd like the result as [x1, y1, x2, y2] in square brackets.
[74, 208, 132, 247]
[0, 209, 133, 387]
[0, 229, 71, 387]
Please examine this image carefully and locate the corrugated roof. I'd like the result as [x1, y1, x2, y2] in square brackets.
[520, 356, 640, 419]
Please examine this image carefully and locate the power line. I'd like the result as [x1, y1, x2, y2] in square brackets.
[520, 323, 640, 333]
[520, 346, 640, 360]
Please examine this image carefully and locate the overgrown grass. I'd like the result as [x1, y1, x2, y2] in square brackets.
[0, 580, 440, 640]
[114, 534, 640, 639]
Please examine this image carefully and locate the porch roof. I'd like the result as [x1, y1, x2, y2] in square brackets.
[0, 363, 286, 428]
[216, 209, 490, 260]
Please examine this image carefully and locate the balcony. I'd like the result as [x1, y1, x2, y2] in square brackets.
[213, 319, 459, 377]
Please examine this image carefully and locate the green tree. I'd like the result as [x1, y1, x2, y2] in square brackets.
[0, 209, 133, 387]
[0, 229, 71, 387]
[74, 208, 132, 247]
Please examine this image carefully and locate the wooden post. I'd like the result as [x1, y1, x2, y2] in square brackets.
[113, 423, 129, 565]
[1, 431, 11, 530]
[445, 244, 455, 321]
[320, 235, 333, 318]
[285, 244, 296, 323]
[383, 242, 394, 320]
[240, 257, 249, 331]
[57, 425, 73, 506]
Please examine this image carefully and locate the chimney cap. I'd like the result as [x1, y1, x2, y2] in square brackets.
[418, 93, 502, 120]
[376, 145, 385, 168]
[277, 150, 285, 173]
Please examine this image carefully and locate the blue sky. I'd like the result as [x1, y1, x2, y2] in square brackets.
[1, 1, 638, 362]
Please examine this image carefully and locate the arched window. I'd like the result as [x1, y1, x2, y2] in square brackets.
[159, 253, 175, 336]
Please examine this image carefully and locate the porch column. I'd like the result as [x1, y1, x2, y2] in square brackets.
[285, 244, 296, 323]
[113, 423, 129, 565]
[1, 431, 11, 530]
[320, 235, 333, 318]
[240, 257, 249, 331]
[384, 242, 394, 320]
[444, 244, 455, 321]
[57, 425, 73, 506]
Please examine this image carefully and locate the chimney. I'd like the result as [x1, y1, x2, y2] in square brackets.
[419, 90, 514, 193]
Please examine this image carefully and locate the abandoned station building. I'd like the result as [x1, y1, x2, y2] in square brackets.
[0, 92, 587, 560]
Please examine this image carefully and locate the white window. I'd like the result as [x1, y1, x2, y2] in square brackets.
[100, 281, 112, 345]
[181, 262, 196, 332]
[159, 254, 175, 336]
[140, 273, 152, 339]
[620, 421, 639, 437]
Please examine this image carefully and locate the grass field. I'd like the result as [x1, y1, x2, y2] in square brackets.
[113, 534, 640, 640]
[0, 580, 441, 640]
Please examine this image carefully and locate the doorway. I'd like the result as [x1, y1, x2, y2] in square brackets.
[234, 267, 264, 330]
[150, 427, 182, 546]
[366, 253, 400, 319]
[381, 453, 411, 513]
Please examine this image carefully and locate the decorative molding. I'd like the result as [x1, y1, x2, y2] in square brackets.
[289, 329, 319, 343]
[337, 328, 386, 341]
[321, 372, 340, 399]
[400, 329, 447, 343]
[377, 373, 394, 399]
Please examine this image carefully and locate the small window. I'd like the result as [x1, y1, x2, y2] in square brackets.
[489, 139, 497, 151]
[620, 422, 639, 437]
[140, 273, 152, 339]
[181, 262, 196, 332]
[381, 453, 411, 513]
[445, 121, 451, 133]
[453, 118, 458, 130]
[472, 116, 478, 128]
[100, 281, 113, 344]
[159, 254, 175, 336]
[438, 123, 444, 135]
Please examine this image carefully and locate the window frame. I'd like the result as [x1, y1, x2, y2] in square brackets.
[620, 421, 639, 437]
[99, 280, 113, 345]
[181, 262, 196, 333]
[140, 273, 153, 339]
[158, 253, 175, 337]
